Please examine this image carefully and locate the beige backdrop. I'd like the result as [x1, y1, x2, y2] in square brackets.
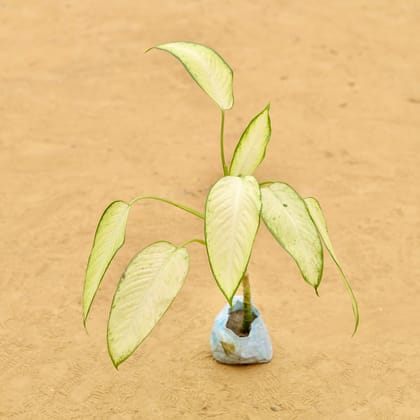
[1, 1, 419, 418]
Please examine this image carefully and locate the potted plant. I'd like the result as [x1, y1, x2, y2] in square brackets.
[82, 41, 359, 368]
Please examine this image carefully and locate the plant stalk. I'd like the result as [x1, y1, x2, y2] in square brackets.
[220, 110, 228, 176]
[180, 238, 206, 248]
[241, 272, 253, 334]
[129, 195, 204, 219]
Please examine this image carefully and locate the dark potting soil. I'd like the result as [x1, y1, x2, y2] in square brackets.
[226, 310, 257, 337]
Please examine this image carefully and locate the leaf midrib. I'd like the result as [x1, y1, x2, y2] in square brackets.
[225, 179, 243, 278]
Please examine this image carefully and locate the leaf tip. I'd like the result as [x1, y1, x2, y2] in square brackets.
[351, 314, 360, 337]
[82, 304, 89, 329]
[144, 46, 155, 54]
[315, 286, 320, 297]
[108, 349, 121, 370]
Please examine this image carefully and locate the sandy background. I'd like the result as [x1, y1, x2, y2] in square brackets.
[1, 1, 420, 418]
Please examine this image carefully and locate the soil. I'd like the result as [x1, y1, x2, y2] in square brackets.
[2, 1, 420, 419]
[226, 310, 258, 337]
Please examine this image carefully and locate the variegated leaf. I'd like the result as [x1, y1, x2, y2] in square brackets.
[107, 242, 189, 367]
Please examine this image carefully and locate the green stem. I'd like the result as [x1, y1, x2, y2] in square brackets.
[241, 272, 253, 334]
[129, 195, 204, 219]
[220, 110, 228, 176]
[180, 238, 206, 248]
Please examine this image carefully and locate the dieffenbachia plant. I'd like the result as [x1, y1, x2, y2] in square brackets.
[82, 41, 359, 368]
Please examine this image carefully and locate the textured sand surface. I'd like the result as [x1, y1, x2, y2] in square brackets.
[1, 1, 420, 418]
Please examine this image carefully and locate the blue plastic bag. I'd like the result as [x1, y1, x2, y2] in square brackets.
[210, 296, 273, 364]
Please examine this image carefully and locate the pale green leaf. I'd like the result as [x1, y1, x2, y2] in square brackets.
[107, 242, 189, 367]
[150, 41, 234, 110]
[83, 201, 130, 324]
[305, 197, 359, 334]
[230, 104, 271, 176]
[261, 183, 323, 290]
[205, 176, 261, 303]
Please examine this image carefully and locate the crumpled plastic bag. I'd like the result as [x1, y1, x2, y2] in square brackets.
[210, 296, 273, 364]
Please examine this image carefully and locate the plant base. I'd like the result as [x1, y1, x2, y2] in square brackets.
[226, 309, 257, 337]
[210, 296, 273, 365]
